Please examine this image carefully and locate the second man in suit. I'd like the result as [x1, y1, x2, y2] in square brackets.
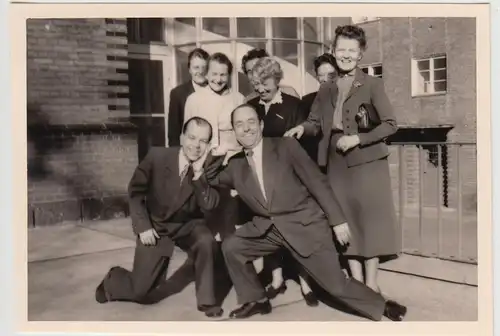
[205, 104, 407, 321]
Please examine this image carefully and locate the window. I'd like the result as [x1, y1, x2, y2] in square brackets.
[202, 18, 230, 38]
[128, 17, 334, 148]
[412, 55, 447, 96]
[360, 64, 383, 78]
[127, 18, 164, 44]
[237, 18, 265, 38]
[169, 17, 329, 96]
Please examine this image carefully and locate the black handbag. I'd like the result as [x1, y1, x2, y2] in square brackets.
[355, 103, 381, 131]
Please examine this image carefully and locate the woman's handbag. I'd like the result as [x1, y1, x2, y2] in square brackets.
[355, 103, 381, 131]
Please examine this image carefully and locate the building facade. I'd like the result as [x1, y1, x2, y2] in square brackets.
[356, 17, 477, 212]
[26, 17, 477, 226]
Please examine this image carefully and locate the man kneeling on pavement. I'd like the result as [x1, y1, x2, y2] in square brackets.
[95, 116, 224, 318]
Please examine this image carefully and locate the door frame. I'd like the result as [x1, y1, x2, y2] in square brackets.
[128, 42, 175, 147]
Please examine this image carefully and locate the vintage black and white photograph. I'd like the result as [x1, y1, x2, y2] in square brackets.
[22, 7, 486, 327]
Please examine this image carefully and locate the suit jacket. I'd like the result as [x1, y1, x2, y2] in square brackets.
[302, 69, 398, 167]
[300, 91, 318, 121]
[247, 93, 305, 138]
[168, 82, 195, 147]
[128, 146, 219, 236]
[206, 137, 346, 257]
[299, 91, 320, 162]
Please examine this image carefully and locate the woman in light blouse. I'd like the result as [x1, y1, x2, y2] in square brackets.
[184, 52, 245, 155]
[184, 52, 245, 240]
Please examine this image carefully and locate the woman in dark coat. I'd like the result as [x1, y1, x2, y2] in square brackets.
[300, 53, 337, 163]
[285, 25, 400, 294]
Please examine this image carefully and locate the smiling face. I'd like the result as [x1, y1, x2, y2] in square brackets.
[189, 56, 208, 86]
[252, 77, 279, 102]
[316, 62, 336, 84]
[244, 58, 260, 80]
[333, 36, 363, 73]
[180, 121, 211, 162]
[232, 106, 263, 149]
[207, 60, 229, 94]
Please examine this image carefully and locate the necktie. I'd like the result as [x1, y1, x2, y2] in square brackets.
[180, 163, 193, 185]
[246, 150, 266, 200]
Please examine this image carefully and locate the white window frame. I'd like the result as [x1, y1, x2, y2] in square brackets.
[351, 17, 381, 24]
[128, 17, 333, 145]
[411, 55, 447, 97]
[360, 63, 383, 78]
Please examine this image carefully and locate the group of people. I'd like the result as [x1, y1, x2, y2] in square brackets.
[95, 24, 406, 321]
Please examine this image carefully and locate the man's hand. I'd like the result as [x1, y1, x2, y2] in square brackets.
[332, 222, 351, 245]
[284, 125, 305, 139]
[192, 167, 204, 181]
[139, 228, 160, 246]
[211, 143, 230, 156]
[336, 135, 360, 152]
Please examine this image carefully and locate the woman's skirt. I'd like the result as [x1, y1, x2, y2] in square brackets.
[327, 135, 401, 260]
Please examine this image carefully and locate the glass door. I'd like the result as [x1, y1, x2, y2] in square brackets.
[127, 19, 174, 161]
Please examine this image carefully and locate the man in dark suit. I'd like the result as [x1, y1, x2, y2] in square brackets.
[95, 116, 224, 318]
[167, 48, 210, 147]
[205, 104, 407, 321]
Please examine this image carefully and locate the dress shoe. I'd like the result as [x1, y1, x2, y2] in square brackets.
[229, 301, 272, 319]
[301, 289, 319, 307]
[383, 300, 407, 321]
[198, 305, 224, 318]
[265, 282, 287, 299]
[95, 280, 109, 304]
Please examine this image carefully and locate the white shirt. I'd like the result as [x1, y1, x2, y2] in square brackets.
[245, 139, 266, 200]
[184, 86, 244, 150]
[259, 89, 283, 114]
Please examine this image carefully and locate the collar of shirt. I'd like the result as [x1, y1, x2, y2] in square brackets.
[178, 149, 190, 175]
[192, 80, 207, 92]
[245, 138, 263, 160]
[337, 68, 357, 78]
[205, 85, 231, 97]
[259, 89, 283, 109]
[178, 149, 205, 174]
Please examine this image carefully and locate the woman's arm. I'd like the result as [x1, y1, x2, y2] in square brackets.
[358, 79, 398, 147]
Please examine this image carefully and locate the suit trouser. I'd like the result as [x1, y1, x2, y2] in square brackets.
[221, 225, 386, 321]
[101, 219, 218, 306]
[206, 188, 239, 240]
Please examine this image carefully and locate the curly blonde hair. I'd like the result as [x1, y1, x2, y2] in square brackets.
[248, 57, 284, 85]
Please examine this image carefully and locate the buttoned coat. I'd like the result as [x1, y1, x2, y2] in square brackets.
[302, 69, 398, 167]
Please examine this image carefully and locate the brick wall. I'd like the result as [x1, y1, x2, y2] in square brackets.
[358, 18, 477, 212]
[27, 19, 138, 226]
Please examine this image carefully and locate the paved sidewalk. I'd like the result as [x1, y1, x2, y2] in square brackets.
[28, 218, 478, 321]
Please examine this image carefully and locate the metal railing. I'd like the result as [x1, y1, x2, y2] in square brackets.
[389, 142, 477, 264]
